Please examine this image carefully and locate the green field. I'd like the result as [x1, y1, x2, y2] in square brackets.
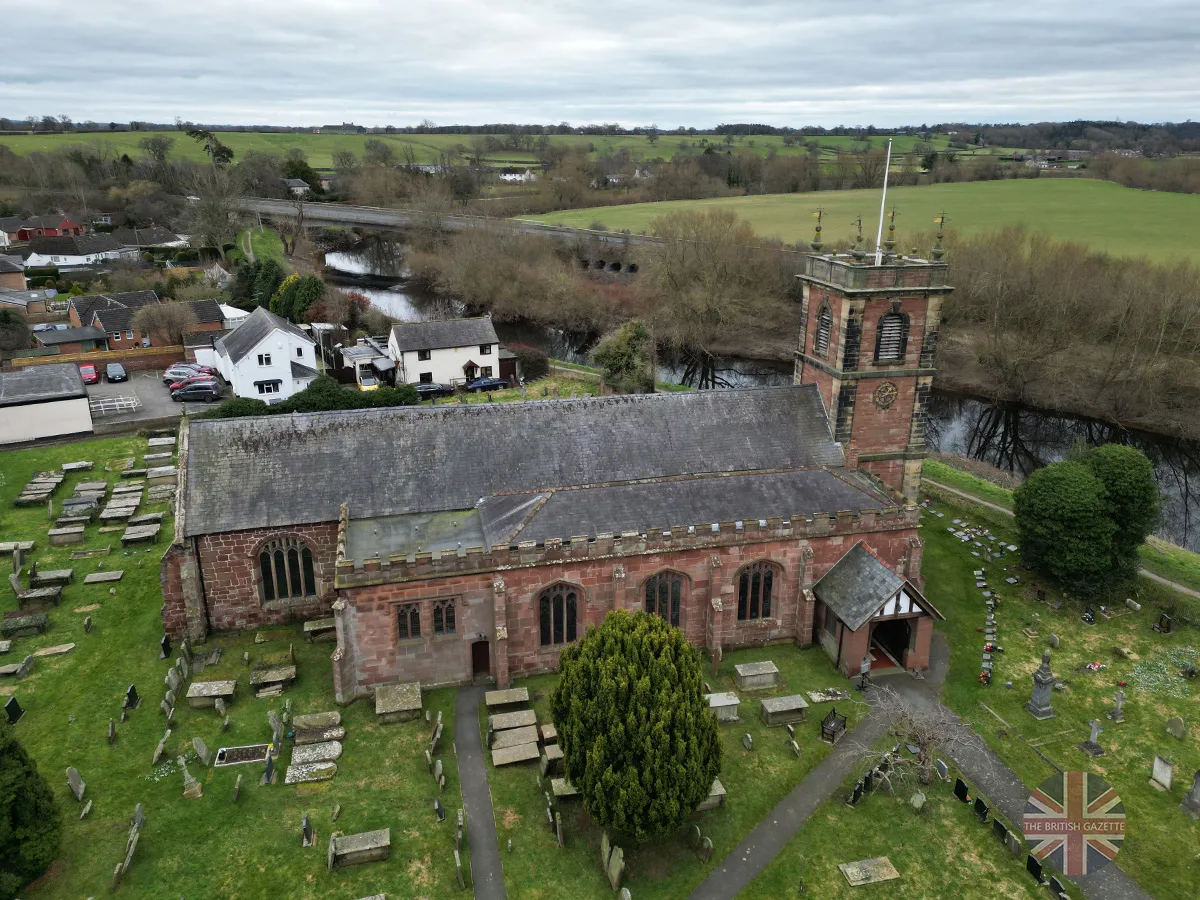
[524, 179, 1200, 262]
[0, 130, 958, 169]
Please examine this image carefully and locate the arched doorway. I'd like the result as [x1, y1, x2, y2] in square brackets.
[471, 639, 490, 677]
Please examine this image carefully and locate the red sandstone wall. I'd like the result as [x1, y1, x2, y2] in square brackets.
[161, 543, 189, 637]
[196, 522, 339, 632]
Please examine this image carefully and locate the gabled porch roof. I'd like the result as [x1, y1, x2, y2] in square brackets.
[813, 542, 943, 631]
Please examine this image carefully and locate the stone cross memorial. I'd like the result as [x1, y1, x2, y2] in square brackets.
[1079, 719, 1105, 757]
[1109, 689, 1125, 722]
[1026, 650, 1056, 721]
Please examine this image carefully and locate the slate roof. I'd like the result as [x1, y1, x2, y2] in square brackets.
[34, 326, 106, 346]
[0, 216, 25, 234]
[0, 256, 23, 274]
[182, 384, 854, 537]
[291, 360, 319, 379]
[110, 226, 182, 247]
[389, 317, 499, 353]
[0, 362, 87, 407]
[813, 542, 906, 631]
[73, 290, 161, 334]
[215, 306, 314, 364]
[26, 234, 124, 257]
[186, 298, 224, 324]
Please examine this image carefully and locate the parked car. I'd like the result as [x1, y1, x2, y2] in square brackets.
[467, 376, 508, 392]
[171, 383, 221, 403]
[78, 363, 99, 385]
[177, 362, 218, 377]
[168, 374, 219, 392]
[105, 363, 128, 383]
[162, 365, 201, 385]
[414, 382, 450, 399]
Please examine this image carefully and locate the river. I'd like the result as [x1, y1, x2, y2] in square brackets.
[324, 246, 1200, 551]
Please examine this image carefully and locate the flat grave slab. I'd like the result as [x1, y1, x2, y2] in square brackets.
[492, 742, 540, 767]
[489, 709, 537, 732]
[144, 452, 174, 462]
[705, 691, 741, 723]
[30, 569, 73, 587]
[120, 469, 148, 479]
[147, 436, 177, 447]
[293, 711, 341, 730]
[84, 570, 124, 584]
[734, 660, 779, 690]
[294, 725, 346, 745]
[55, 516, 91, 527]
[291, 740, 343, 765]
[99, 507, 136, 522]
[110, 482, 144, 495]
[284, 762, 338, 785]
[0, 640, 10, 654]
[214, 744, 270, 767]
[485, 687, 529, 708]
[838, 857, 900, 887]
[375, 681, 422, 723]
[249, 665, 297, 689]
[303, 616, 336, 641]
[0, 656, 34, 679]
[551, 777, 580, 799]
[1, 612, 48, 638]
[492, 725, 539, 750]
[61, 461, 94, 472]
[329, 829, 390, 870]
[32, 642, 75, 658]
[18, 586, 62, 611]
[147, 466, 178, 485]
[48, 527, 85, 546]
[760, 694, 810, 726]
[696, 777, 726, 812]
[0, 542, 35, 553]
[121, 524, 160, 544]
[75, 481, 108, 493]
[186, 680, 237, 708]
[128, 513, 164, 526]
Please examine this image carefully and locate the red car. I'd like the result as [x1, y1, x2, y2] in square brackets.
[168, 374, 220, 392]
[78, 364, 99, 385]
[172, 362, 219, 377]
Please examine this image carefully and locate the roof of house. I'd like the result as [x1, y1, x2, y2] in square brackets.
[0, 362, 87, 408]
[215, 305, 314, 364]
[72, 290, 160, 334]
[34, 325, 107, 346]
[0, 216, 25, 233]
[291, 360, 319, 379]
[0, 288, 50, 309]
[110, 226, 183, 247]
[186, 298, 224, 324]
[284, 178, 310, 189]
[184, 327, 233, 347]
[0, 255, 24, 274]
[813, 542, 911, 631]
[23, 214, 77, 229]
[25, 234, 124, 258]
[181, 383, 870, 538]
[389, 317, 499, 353]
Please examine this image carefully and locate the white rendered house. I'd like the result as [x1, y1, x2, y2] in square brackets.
[387, 316, 501, 387]
[214, 306, 318, 403]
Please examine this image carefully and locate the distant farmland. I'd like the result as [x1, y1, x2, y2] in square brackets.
[523, 179, 1200, 262]
[0, 129, 959, 168]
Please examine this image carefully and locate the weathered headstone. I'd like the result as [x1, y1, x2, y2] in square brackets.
[434, 758, 443, 782]
[454, 848, 466, 889]
[261, 753, 276, 785]
[84, 615, 93, 633]
[159, 634, 171, 659]
[699, 836, 713, 862]
[108, 717, 116, 745]
[909, 791, 926, 813]
[935, 759, 949, 781]
[215, 697, 227, 717]
[124, 684, 140, 710]
[180, 758, 202, 798]
[66, 767, 86, 801]
[1006, 830, 1023, 858]
[302, 815, 315, 847]
[233, 773, 243, 802]
[1026, 650, 1056, 720]
[555, 810, 564, 847]
[1150, 755, 1173, 791]
[80, 799, 93, 819]
[1166, 715, 1185, 740]
[435, 798, 446, 822]
[193, 737, 212, 767]
[1181, 770, 1200, 819]
[165, 689, 176, 708]
[151, 729, 171, 765]
[741, 733, 753, 751]
[607, 846, 625, 890]
[1079, 719, 1105, 757]
[1108, 689, 1125, 723]
[601, 831, 612, 870]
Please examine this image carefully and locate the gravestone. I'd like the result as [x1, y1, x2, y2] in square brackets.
[847, 781, 863, 806]
[991, 819, 1007, 842]
[124, 684, 140, 710]
[165, 668, 181, 693]
[690, 824, 702, 849]
[455, 848, 465, 888]
[435, 798, 446, 822]
[909, 792, 926, 813]
[66, 767, 86, 801]
[1006, 830, 1023, 858]
[165, 689, 176, 708]
[1026, 854, 1043, 883]
[1108, 689, 1126, 723]
[80, 799, 93, 819]
[789, 739, 802, 758]
[108, 718, 116, 745]
[5, 696, 24, 724]
[555, 810, 564, 847]
[741, 733, 753, 751]
[262, 753, 276, 785]
[1050, 876, 1066, 897]
[233, 773, 242, 802]
[193, 737, 212, 767]
[1026, 650, 1056, 720]
[601, 831, 612, 870]
[180, 758, 202, 798]
[699, 836, 713, 862]
[1180, 770, 1200, 820]
[935, 759, 949, 781]
[1048, 634, 1059, 649]
[159, 634, 171, 659]
[302, 815, 315, 847]
[152, 729, 171, 765]
[1166, 715, 1185, 740]
[954, 778, 969, 802]
[215, 697, 227, 717]
[1150, 755, 1173, 791]
[434, 758, 443, 782]
[607, 846, 625, 890]
[1079, 720, 1105, 756]
[973, 797, 989, 822]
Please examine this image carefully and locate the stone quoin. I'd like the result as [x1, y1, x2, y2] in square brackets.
[160, 246, 952, 697]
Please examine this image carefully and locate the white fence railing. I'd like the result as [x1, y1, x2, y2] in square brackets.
[89, 396, 141, 416]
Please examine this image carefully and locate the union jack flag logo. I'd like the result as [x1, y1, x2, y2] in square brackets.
[1023, 771, 1126, 876]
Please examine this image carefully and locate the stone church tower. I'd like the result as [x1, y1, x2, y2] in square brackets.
[794, 218, 953, 501]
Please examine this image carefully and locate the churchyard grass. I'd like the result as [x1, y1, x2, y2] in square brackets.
[919, 495, 1200, 900]
[740, 741, 1075, 900]
[1, 435, 466, 900]
[524, 179, 1200, 262]
[923, 459, 1015, 511]
[483, 646, 868, 900]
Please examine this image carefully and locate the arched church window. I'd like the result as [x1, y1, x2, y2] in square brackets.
[736, 562, 778, 621]
[644, 572, 683, 627]
[257, 538, 318, 603]
[539, 584, 578, 647]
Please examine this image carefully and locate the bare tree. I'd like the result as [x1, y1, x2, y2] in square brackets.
[132, 302, 198, 347]
[186, 166, 243, 251]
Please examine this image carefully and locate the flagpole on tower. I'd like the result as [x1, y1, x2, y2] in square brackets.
[873, 138, 893, 265]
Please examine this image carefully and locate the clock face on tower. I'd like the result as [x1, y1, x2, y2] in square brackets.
[873, 381, 899, 410]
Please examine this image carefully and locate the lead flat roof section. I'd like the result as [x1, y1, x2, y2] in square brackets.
[0, 363, 87, 407]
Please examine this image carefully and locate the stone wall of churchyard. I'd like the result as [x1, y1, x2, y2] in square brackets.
[335, 524, 921, 693]
[191, 522, 340, 632]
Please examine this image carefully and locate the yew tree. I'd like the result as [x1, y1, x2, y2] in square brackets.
[0, 726, 61, 900]
[1082, 444, 1161, 578]
[550, 610, 721, 842]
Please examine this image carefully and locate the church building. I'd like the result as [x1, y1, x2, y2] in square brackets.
[160, 241, 951, 702]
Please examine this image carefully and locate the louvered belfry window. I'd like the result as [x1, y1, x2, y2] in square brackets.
[875, 312, 907, 362]
[814, 304, 832, 356]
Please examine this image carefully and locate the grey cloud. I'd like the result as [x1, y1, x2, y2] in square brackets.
[3, 0, 1198, 124]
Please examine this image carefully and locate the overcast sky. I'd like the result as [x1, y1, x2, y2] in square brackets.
[4, 0, 1198, 127]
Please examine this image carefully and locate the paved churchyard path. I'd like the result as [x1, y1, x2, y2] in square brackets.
[456, 684, 508, 899]
[689, 634, 1154, 900]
